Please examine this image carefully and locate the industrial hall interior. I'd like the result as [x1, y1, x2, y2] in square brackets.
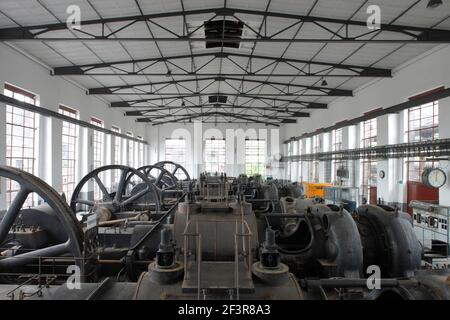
[0, 0, 450, 302]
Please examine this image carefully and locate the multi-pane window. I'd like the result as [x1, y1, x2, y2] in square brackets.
[332, 128, 345, 183]
[90, 118, 104, 199]
[245, 140, 266, 176]
[204, 139, 226, 173]
[332, 129, 343, 151]
[91, 118, 104, 170]
[4, 84, 39, 207]
[111, 126, 121, 166]
[126, 131, 134, 168]
[290, 141, 298, 180]
[111, 126, 122, 184]
[287, 142, 292, 180]
[298, 140, 303, 181]
[312, 135, 320, 182]
[361, 119, 377, 148]
[406, 101, 439, 181]
[165, 139, 186, 176]
[59, 105, 78, 199]
[361, 119, 377, 203]
[137, 136, 144, 168]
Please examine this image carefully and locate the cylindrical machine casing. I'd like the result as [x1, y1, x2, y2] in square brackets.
[133, 269, 304, 300]
[173, 201, 258, 261]
[355, 204, 422, 278]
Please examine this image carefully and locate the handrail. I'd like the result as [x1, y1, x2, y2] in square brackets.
[182, 215, 253, 300]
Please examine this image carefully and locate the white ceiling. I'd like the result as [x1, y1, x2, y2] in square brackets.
[0, 0, 449, 125]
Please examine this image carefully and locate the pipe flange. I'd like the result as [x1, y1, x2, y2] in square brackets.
[252, 261, 289, 286]
[148, 261, 184, 284]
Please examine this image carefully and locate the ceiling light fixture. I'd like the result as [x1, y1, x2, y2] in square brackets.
[321, 78, 328, 86]
[427, 0, 443, 8]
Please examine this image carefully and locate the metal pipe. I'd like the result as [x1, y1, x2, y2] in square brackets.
[260, 213, 306, 217]
[97, 213, 143, 226]
[0, 241, 70, 269]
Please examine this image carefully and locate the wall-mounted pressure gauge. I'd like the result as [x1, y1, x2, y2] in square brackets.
[422, 167, 447, 188]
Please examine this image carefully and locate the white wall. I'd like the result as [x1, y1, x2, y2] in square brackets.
[281, 44, 450, 207]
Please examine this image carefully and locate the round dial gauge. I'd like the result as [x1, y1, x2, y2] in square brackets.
[274, 153, 283, 161]
[423, 168, 446, 188]
[379, 170, 385, 179]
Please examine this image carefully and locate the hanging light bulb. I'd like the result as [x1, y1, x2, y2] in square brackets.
[321, 78, 328, 86]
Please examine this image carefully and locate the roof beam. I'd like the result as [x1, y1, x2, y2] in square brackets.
[137, 111, 303, 122]
[136, 111, 296, 126]
[123, 104, 310, 116]
[110, 95, 327, 109]
[88, 76, 352, 96]
[1, 8, 448, 43]
[52, 52, 391, 77]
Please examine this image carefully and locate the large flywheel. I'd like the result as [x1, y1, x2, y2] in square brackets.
[70, 165, 161, 219]
[0, 166, 83, 270]
[154, 161, 190, 181]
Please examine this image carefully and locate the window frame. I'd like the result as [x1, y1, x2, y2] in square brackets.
[405, 101, 439, 182]
[90, 117, 105, 199]
[111, 125, 121, 166]
[59, 104, 79, 199]
[4, 83, 39, 207]
[244, 139, 266, 176]
[204, 138, 226, 174]
[126, 131, 134, 168]
[331, 128, 344, 183]
[360, 119, 377, 203]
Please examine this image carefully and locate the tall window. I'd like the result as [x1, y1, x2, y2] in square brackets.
[298, 140, 303, 181]
[91, 118, 104, 199]
[406, 101, 439, 182]
[204, 139, 226, 173]
[287, 142, 292, 180]
[90, 118, 104, 170]
[290, 141, 298, 181]
[59, 105, 78, 199]
[111, 125, 121, 183]
[245, 139, 266, 176]
[111, 126, 121, 166]
[312, 135, 320, 182]
[361, 119, 377, 148]
[332, 128, 344, 183]
[137, 136, 144, 168]
[165, 138, 186, 175]
[4, 84, 39, 207]
[361, 119, 377, 203]
[126, 131, 134, 168]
